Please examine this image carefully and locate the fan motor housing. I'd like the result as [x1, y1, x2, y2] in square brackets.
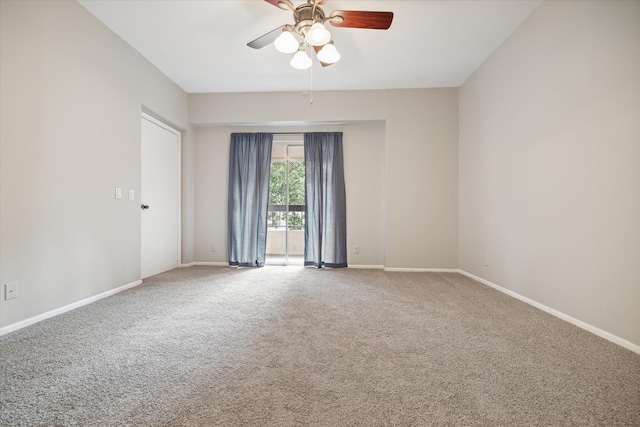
[294, 4, 326, 36]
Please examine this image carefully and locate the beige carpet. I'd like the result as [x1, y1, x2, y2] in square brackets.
[1, 266, 639, 426]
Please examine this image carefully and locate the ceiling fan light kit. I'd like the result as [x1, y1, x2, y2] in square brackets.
[290, 49, 313, 70]
[316, 42, 340, 64]
[274, 30, 299, 53]
[305, 22, 331, 46]
[249, 0, 393, 70]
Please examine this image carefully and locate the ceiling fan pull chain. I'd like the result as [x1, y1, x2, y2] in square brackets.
[310, 63, 314, 106]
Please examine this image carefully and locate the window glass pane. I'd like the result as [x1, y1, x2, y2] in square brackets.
[266, 141, 304, 265]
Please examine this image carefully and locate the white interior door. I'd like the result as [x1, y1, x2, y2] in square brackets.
[141, 113, 180, 279]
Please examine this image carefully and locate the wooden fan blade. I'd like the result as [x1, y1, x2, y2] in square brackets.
[247, 25, 286, 49]
[264, 0, 294, 11]
[328, 11, 394, 30]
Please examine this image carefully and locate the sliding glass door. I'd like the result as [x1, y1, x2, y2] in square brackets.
[265, 143, 305, 265]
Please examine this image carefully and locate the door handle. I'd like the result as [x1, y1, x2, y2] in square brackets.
[141, 204, 150, 210]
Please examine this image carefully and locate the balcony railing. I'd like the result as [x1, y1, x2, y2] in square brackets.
[266, 204, 305, 258]
[267, 204, 305, 231]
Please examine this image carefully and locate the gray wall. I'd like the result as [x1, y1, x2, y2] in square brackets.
[188, 89, 460, 269]
[459, 0, 640, 345]
[192, 124, 387, 267]
[0, 0, 190, 329]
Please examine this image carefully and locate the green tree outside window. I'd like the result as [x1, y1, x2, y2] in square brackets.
[268, 160, 305, 229]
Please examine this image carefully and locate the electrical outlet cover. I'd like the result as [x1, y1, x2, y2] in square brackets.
[5, 282, 18, 300]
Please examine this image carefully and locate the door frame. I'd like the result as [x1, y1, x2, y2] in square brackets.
[141, 111, 182, 277]
[267, 135, 304, 266]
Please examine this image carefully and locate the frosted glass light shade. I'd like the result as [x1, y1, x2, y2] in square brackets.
[274, 31, 298, 54]
[290, 50, 312, 69]
[305, 23, 331, 46]
[317, 43, 340, 64]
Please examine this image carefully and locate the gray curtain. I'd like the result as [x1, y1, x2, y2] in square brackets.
[227, 133, 273, 267]
[304, 132, 347, 268]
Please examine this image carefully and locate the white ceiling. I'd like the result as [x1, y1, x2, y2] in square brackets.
[77, 0, 542, 94]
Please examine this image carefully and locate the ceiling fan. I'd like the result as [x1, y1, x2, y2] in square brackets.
[247, 0, 393, 69]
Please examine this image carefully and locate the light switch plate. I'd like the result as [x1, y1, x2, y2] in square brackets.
[129, 189, 135, 200]
[115, 187, 122, 199]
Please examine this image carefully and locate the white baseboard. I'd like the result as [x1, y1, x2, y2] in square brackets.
[0, 279, 143, 336]
[184, 262, 229, 267]
[185, 263, 451, 271]
[384, 267, 459, 273]
[458, 270, 640, 355]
